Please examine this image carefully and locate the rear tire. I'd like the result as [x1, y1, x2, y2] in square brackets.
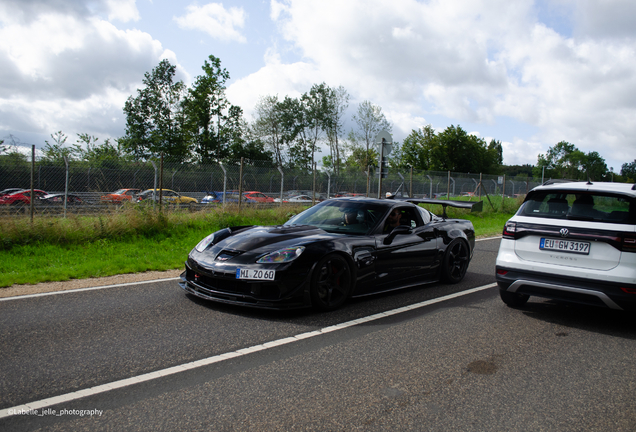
[310, 254, 352, 311]
[499, 289, 529, 308]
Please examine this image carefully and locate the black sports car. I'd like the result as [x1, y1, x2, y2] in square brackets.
[180, 197, 481, 311]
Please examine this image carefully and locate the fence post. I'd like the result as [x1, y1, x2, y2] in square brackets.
[502, 175, 506, 211]
[312, 162, 317, 206]
[63, 156, 69, 218]
[219, 162, 227, 206]
[159, 153, 164, 209]
[30, 145, 35, 223]
[238, 157, 244, 213]
[277, 166, 284, 205]
[151, 160, 157, 209]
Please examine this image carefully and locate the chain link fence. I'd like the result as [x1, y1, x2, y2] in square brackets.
[0, 156, 544, 216]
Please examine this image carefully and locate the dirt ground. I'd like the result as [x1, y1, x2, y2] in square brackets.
[0, 269, 182, 299]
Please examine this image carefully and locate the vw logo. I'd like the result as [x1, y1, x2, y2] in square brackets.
[560, 228, 569, 237]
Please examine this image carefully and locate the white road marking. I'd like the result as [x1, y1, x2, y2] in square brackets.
[0, 282, 497, 419]
[0, 278, 181, 302]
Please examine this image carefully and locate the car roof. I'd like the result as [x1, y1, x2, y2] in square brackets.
[325, 196, 408, 208]
[531, 181, 636, 197]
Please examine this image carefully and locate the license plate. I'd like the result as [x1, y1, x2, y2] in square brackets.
[540, 238, 590, 255]
[236, 268, 276, 280]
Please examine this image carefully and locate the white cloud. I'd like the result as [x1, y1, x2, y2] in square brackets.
[226, 0, 636, 169]
[0, 3, 178, 143]
[105, 0, 140, 22]
[174, 3, 246, 43]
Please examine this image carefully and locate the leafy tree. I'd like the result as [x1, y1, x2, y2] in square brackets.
[323, 85, 350, 176]
[74, 133, 134, 169]
[500, 164, 534, 178]
[430, 125, 494, 173]
[621, 160, 636, 179]
[583, 151, 607, 181]
[0, 137, 29, 169]
[183, 55, 243, 163]
[41, 131, 80, 165]
[352, 101, 392, 171]
[121, 59, 189, 163]
[252, 95, 285, 166]
[535, 141, 607, 180]
[396, 125, 436, 170]
[344, 130, 379, 172]
[487, 139, 503, 169]
[278, 95, 312, 170]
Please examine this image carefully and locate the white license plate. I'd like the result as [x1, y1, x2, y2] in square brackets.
[236, 268, 276, 280]
[540, 238, 590, 255]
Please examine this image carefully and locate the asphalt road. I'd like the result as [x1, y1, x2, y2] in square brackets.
[1, 238, 634, 431]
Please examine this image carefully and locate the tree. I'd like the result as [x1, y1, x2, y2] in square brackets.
[121, 59, 189, 163]
[535, 141, 607, 180]
[42, 131, 79, 165]
[583, 151, 607, 181]
[183, 55, 243, 163]
[621, 160, 636, 179]
[352, 101, 392, 171]
[75, 133, 133, 169]
[323, 86, 349, 176]
[252, 95, 285, 166]
[430, 125, 492, 173]
[396, 125, 437, 170]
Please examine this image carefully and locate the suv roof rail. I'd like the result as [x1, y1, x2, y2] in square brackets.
[541, 179, 575, 186]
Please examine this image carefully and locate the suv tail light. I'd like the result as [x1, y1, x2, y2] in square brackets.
[502, 221, 516, 239]
[621, 236, 636, 253]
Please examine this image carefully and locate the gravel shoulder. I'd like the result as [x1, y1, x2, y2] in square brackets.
[0, 269, 182, 299]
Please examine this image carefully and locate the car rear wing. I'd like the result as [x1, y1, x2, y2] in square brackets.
[400, 198, 483, 218]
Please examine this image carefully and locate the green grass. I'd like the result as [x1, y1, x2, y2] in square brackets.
[0, 201, 517, 287]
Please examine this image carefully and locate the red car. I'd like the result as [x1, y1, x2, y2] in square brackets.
[0, 189, 48, 205]
[100, 188, 141, 204]
[243, 191, 275, 203]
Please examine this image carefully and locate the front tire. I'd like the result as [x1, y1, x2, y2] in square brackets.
[441, 239, 470, 283]
[310, 254, 352, 311]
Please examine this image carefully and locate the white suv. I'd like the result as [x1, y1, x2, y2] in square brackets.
[496, 180, 636, 311]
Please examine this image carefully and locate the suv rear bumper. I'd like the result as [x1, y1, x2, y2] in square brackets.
[496, 266, 636, 311]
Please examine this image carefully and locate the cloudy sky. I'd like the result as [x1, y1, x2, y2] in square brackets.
[1, 0, 635, 171]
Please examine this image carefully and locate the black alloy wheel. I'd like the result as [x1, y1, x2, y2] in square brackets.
[441, 239, 470, 283]
[310, 254, 352, 311]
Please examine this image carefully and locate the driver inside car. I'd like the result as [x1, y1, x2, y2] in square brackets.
[383, 209, 402, 233]
[344, 210, 359, 225]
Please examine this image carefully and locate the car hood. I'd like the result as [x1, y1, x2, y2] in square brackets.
[216, 225, 330, 252]
[193, 225, 337, 266]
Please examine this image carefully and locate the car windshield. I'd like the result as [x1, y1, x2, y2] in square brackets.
[112, 189, 126, 195]
[520, 191, 634, 223]
[285, 200, 386, 235]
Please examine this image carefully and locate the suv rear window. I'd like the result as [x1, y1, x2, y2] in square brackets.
[519, 191, 634, 224]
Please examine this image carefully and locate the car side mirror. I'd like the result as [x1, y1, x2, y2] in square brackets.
[383, 225, 412, 245]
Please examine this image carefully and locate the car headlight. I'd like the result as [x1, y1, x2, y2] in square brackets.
[195, 233, 216, 253]
[256, 246, 305, 263]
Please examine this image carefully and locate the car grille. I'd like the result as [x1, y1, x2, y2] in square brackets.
[185, 266, 282, 299]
